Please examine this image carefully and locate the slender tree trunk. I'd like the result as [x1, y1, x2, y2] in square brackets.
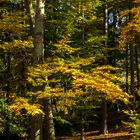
[130, 44, 135, 99]
[101, 2, 108, 135]
[80, 8, 85, 140]
[80, 126, 85, 140]
[80, 113, 85, 140]
[128, 0, 135, 100]
[5, 53, 10, 140]
[25, 0, 34, 36]
[135, 45, 139, 93]
[102, 100, 108, 134]
[125, 48, 129, 93]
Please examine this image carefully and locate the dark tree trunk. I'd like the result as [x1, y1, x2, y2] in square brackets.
[130, 44, 135, 99]
[31, 115, 43, 140]
[80, 113, 85, 140]
[102, 100, 108, 134]
[5, 53, 10, 140]
[135, 45, 139, 93]
[125, 48, 129, 93]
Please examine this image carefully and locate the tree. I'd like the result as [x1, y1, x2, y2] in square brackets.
[119, 1, 140, 137]
[119, 0, 140, 101]
[0, 1, 36, 139]
[25, 0, 56, 140]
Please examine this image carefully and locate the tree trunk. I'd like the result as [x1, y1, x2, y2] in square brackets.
[34, 0, 45, 64]
[5, 53, 10, 140]
[101, 2, 108, 135]
[135, 45, 139, 93]
[125, 48, 129, 93]
[128, 0, 135, 100]
[102, 100, 108, 134]
[30, 0, 45, 140]
[31, 115, 43, 140]
[25, 0, 34, 36]
[26, 0, 56, 139]
[80, 114, 85, 140]
[44, 98, 55, 140]
[130, 44, 135, 99]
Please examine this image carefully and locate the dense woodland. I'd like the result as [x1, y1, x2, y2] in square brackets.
[0, 0, 140, 140]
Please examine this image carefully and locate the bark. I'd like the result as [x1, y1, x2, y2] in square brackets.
[130, 44, 135, 98]
[34, 0, 45, 64]
[25, 0, 35, 36]
[80, 127, 85, 140]
[31, 115, 43, 140]
[102, 100, 108, 134]
[44, 98, 55, 140]
[30, 0, 45, 139]
[135, 45, 139, 92]
[80, 114, 85, 140]
[125, 48, 129, 93]
[25, 0, 55, 140]
[101, 2, 108, 135]
[5, 53, 10, 140]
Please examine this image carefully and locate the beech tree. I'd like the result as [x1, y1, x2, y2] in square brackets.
[0, 0, 36, 139]
[119, 0, 140, 100]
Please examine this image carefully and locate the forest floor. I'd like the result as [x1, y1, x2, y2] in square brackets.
[57, 131, 133, 140]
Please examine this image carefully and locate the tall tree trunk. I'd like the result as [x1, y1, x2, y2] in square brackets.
[101, 2, 108, 135]
[130, 45, 135, 99]
[135, 45, 139, 93]
[26, 0, 56, 140]
[31, 0, 45, 140]
[80, 7, 85, 140]
[125, 48, 129, 93]
[128, 0, 135, 101]
[5, 53, 10, 140]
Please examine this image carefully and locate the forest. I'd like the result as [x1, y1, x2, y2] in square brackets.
[0, 0, 140, 140]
